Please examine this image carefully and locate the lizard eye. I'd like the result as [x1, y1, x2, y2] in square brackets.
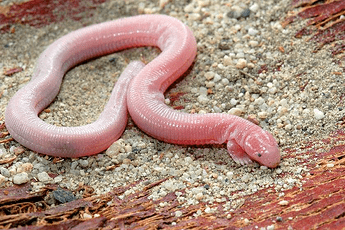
[257, 153, 262, 157]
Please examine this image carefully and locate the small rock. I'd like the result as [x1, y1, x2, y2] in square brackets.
[248, 40, 259, 47]
[205, 71, 215, 80]
[229, 108, 243, 116]
[79, 159, 89, 168]
[248, 28, 259, 36]
[14, 147, 25, 155]
[241, 9, 250, 18]
[223, 55, 232, 66]
[175, 210, 183, 217]
[37, 172, 51, 182]
[278, 200, 289, 206]
[124, 145, 132, 153]
[267, 225, 275, 230]
[159, 0, 170, 8]
[13, 172, 29, 184]
[249, 3, 259, 12]
[0, 167, 10, 177]
[17, 163, 33, 173]
[197, 95, 209, 104]
[213, 74, 221, 83]
[189, 13, 201, 21]
[195, 193, 204, 200]
[314, 108, 325, 120]
[258, 111, 268, 119]
[54, 175, 63, 183]
[184, 4, 194, 13]
[83, 213, 92, 219]
[0, 175, 6, 184]
[53, 188, 76, 203]
[198, 0, 210, 7]
[244, 218, 250, 224]
[106, 139, 124, 158]
[236, 59, 247, 69]
[227, 10, 241, 19]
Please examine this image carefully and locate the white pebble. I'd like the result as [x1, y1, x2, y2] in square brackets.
[175, 210, 183, 217]
[248, 40, 259, 47]
[184, 4, 193, 13]
[230, 98, 238, 105]
[199, 87, 208, 96]
[268, 87, 277, 94]
[267, 225, 275, 230]
[223, 55, 232, 66]
[54, 175, 63, 183]
[249, 3, 259, 12]
[278, 200, 289, 206]
[326, 163, 334, 168]
[37, 172, 51, 182]
[197, 95, 209, 104]
[13, 172, 29, 185]
[221, 78, 229, 85]
[313, 108, 325, 120]
[198, 0, 210, 7]
[213, 74, 221, 82]
[258, 111, 268, 119]
[248, 28, 259, 36]
[205, 71, 215, 80]
[83, 213, 92, 219]
[189, 13, 201, 21]
[228, 108, 243, 116]
[205, 81, 215, 88]
[195, 193, 203, 200]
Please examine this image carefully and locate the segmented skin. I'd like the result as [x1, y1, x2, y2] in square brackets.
[5, 15, 280, 168]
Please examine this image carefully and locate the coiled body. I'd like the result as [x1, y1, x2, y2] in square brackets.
[5, 15, 280, 168]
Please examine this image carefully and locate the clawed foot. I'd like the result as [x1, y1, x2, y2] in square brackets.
[227, 139, 253, 166]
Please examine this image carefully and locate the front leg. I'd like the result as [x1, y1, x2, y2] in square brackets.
[227, 139, 253, 165]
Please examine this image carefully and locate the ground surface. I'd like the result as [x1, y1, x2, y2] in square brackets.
[0, 0, 344, 229]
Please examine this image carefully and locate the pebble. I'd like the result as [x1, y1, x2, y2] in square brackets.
[213, 74, 221, 83]
[278, 200, 289, 206]
[258, 111, 268, 119]
[175, 210, 183, 217]
[83, 213, 92, 219]
[247, 28, 259, 36]
[249, 3, 259, 12]
[236, 59, 247, 69]
[195, 193, 204, 200]
[248, 40, 259, 47]
[314, 108, 325, 120]
[13, 172, 29, 185]
[229, 108, 243, 116]
[267, 225, 275, 230]
[106, 139, 124, 157]
[223, 56, 232, 66]
[0, 175, 5, 184]
[197, 95, 209, 104]
[205, 71, 215, 80]
[17, 163, 33, 173]
[37, 172, 51, 182]
[0, 167, 10, 177]
[79, 159, 89, 168]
